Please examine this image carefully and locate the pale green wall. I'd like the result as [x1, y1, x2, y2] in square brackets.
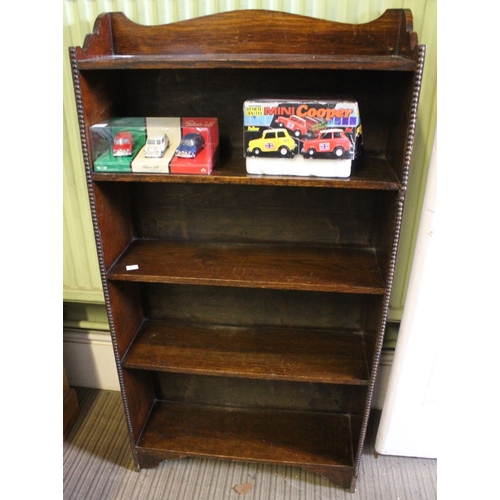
[63, 0, 437, 326]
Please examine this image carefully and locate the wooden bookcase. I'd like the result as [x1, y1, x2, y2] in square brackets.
[70, 9, 424, 492]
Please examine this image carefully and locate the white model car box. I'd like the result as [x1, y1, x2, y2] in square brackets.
[131, 117, 180, 173]
[243, 99, 362, 178]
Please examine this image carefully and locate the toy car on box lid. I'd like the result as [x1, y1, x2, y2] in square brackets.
[275, 114, 323, 138]
[301, 128, 353, 158]
[247, 128, 296, 158]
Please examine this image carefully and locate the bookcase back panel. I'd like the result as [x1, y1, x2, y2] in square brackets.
[130, 183, 383, 247]
[153, 372, 367, 415]
[143, 283, 378, 332]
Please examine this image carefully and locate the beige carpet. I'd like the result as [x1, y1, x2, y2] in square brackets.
[64, 388, 436, 499]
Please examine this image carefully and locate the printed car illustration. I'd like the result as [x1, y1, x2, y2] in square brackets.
[247, 128, 296, 157]
[112, 131, 134, 156]
[301, 129, 353, 158]
[276, 114, 323, 137]
[144, 132, 169, 158]
[175, 133, 205, 158]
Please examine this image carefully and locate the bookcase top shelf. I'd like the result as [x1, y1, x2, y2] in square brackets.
[74, 9, 420, 70]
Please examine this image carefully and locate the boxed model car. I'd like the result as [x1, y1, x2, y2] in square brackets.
[243, 99, 362, 178]
[90, 117, 147, 172]
[169, 117, 219, 174]
[175, 133, 205, 158]
[144, 132, 169, 158]
[131, 117, 179, 172]
[112, 131, 135, 157]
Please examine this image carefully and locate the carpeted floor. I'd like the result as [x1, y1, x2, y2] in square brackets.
[63, 388, 436, 500]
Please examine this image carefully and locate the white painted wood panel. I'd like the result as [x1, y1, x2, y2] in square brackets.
[376, 133, 437, 458]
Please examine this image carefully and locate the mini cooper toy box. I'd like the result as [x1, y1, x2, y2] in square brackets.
[243, 99, 362, 178]
[89, 117, 218, 174]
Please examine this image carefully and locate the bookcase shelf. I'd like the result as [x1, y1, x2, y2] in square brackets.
[107, 240, 386, 294]
[92, 155, 402, 189]
[137, 401, 355, 470]
[70, 9, 424, 492]
[122, 320, 370, 385]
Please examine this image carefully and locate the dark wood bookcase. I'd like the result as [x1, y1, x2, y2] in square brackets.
[70, 9, 424, 492]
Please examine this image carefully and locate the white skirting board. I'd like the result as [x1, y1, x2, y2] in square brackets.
[372, 351, 395, 410]
[62, 328, 393, 409]
[63, 328, 120, 391]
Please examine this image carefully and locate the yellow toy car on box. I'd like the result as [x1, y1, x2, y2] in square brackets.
[247, 128, 297, 158]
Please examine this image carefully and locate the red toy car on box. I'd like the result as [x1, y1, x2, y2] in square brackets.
[112, 131, 134, 156]
[301, 128, 353, 158]
[276, 114, 323, 137]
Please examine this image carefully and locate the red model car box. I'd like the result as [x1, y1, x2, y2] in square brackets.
[169, 117, 219, 174]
